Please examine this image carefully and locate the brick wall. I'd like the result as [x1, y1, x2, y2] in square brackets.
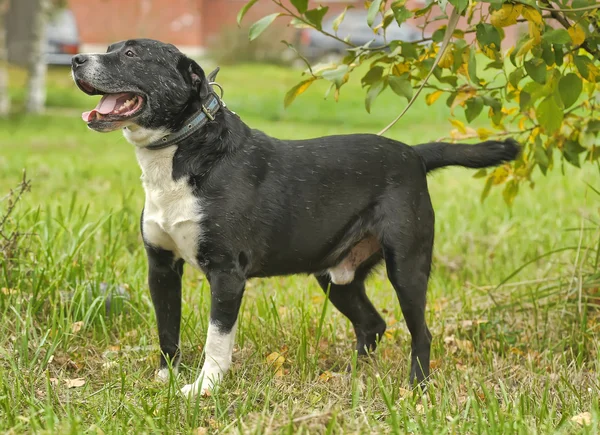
[68, 0, 520, 52]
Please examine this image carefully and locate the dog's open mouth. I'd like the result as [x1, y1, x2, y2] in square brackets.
[77, 81, 144, 123]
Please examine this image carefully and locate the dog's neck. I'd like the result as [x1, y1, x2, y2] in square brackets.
[123, 92, 222, 149]
[123, 125, 170, 147]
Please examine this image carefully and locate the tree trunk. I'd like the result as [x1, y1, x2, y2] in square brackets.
[0, 0, 10, 116]
[25, 0, 49, 114]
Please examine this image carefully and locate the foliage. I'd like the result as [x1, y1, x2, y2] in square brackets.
[239, 0, 600, 205]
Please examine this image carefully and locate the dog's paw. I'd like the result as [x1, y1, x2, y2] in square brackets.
[180, 382, 212, 399]
[155, 367, 178, 383]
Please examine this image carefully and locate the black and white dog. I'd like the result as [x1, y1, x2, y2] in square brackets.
[71, 39, 519, 397]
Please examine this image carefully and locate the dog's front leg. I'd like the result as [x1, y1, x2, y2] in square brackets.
[146, 245, 184, 382]
[181, 269, 245, 398]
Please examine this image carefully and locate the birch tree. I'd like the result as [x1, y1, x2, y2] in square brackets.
[25, 0, 49, 114]
[0, 0, 9, 116]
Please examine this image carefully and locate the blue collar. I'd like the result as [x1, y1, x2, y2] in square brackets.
[145, 92, 222, 150]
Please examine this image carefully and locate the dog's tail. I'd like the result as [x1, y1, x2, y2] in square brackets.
[413, 139, 520, 173]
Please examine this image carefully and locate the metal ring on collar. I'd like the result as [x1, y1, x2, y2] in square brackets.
[209, 82, 224, 100]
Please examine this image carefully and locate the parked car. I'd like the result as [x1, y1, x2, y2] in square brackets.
[45, 8, 80, 65]
[298, 9, 424, 62]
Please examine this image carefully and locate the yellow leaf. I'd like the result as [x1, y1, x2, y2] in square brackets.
[528, 21, 542, 43]
[521, 6, 542, 25]
[284, 78, 316, 108]
[392, 63, 410, 75]
[568, 25, 585, 46]
[384, 330, 393, 340]
[518, 117, 527, 130]
[449, 118, 467, 134]
[319, 371, 332, 382]
[490, 4, 522, 28]
[571, 412, 592, 426]
[426, 90, 443, 106]
[517, 38, 536, 58]
[438, 45, 455, 69]
[266, 352, 285, 376]
[491, 166, 509, 185]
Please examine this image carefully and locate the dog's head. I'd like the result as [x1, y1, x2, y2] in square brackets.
[71, 39, 210, 135]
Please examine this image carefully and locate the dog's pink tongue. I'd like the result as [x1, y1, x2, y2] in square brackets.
[81, 94, 122, 122]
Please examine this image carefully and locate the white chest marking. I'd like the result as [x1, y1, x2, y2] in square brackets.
[136, 146, 202, 268]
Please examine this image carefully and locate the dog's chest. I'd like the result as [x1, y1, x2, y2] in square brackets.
[137, 148, 202, 267]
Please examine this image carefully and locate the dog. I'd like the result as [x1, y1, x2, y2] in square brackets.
[71, 39, 519, 398]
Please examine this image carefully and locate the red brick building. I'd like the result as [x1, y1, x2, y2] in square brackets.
[68, 0, 521, 54]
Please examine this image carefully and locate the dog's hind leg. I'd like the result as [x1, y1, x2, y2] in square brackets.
[381, 189, 435, 387]
[315, 255, 386, 356]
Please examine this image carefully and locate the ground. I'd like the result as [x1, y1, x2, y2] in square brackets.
[0, 63, 599, 434]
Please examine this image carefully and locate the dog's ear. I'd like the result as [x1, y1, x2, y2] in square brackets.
[178, 56, 209, 100]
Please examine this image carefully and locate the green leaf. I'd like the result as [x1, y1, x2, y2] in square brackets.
[558, 73, 582, 109]
[361, 66, 384, 87]
[237, 0, 259, 25]
[536, 97, 563, 134]
[284, 78, 316, 108]
[391, 2, 413, 26]
[367, 0, 383, 27]
[534, 142, 549, 175]
[365, 80, 385, 113]
[332, 6, 352, 32]
[519, 91, 532, 112]
[481, 176, 493, 202]
[401, 42, 418, 59]
[290, 0, 308, 14]
[321, 64, 349, 89]
[473, 168, 487, 179]
[388, 74, 413, 101]
[587, 120, 600, 133]
[509, 67, 525, 88]
[541, 42, 555, 66]
[465, 97, 484, 123]
[573, 55, 592, 81]
[554, 44, 564, 66]
[476, 23, 501, 48]
[304, 7, 329, 30]
[449, 0, 469, 13]
[563, 140, 587, 167]
[524, 57, 547, 84]
[542, 29, 571, 45]
[502, 180, 519, 207]
[249, 13, 280, 41]
[468, 46, 479, 84]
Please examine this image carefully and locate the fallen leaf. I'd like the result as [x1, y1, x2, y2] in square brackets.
[65, 378, 86, 389]
[430, 359, 442, 370]
[208, 418, 219, 430]
[266, 351, 285, 377]
[415, 403, 425, 414]
[71, 321, 84, 333]
[571, 412, 592, 426]
[49, 378, 58, 386]
[319, 371, 332, 382]
[196, 428, 208, 435]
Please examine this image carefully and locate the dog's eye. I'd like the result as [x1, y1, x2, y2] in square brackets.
[125, 50, 135, 57]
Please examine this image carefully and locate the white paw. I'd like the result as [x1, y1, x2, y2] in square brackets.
[180, 381, 212, 398]
[155, 367, 178, 383]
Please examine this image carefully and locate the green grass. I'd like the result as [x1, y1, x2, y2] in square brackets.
[1, 64, 599, 433]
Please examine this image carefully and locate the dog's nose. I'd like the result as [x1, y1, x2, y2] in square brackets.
[72, 54, 88, 67]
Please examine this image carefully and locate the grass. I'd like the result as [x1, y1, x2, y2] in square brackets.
[1, 63, 599, 434]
